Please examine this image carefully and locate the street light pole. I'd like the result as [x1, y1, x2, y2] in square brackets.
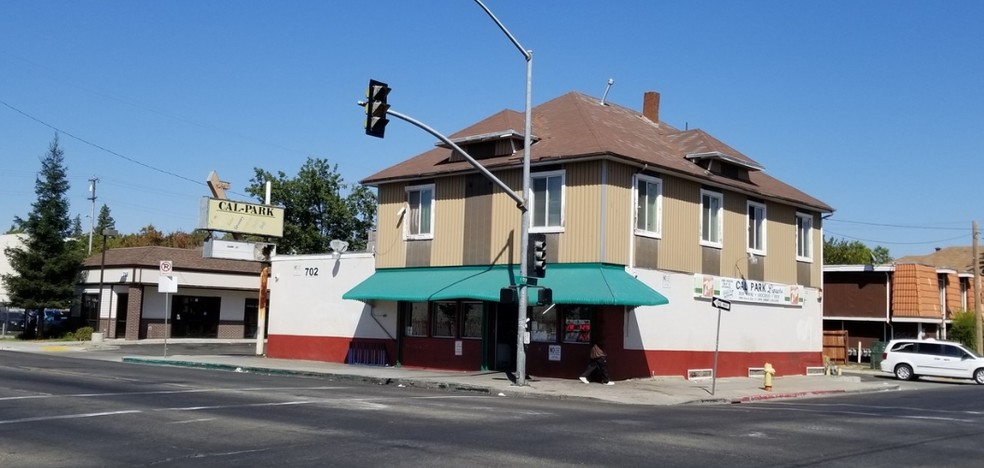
[474, 0, 533, 386]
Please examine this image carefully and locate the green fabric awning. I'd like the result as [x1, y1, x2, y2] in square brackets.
[343, 263, 669, 307]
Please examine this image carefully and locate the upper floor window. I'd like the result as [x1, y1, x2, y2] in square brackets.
[700, 190, 723, 248]
[796, 212, 813, 261]
[531, 170, 564, 231]
[406, 184, 434, 239]
[746, 201, 766, 255]
[634, 174, 662, 238]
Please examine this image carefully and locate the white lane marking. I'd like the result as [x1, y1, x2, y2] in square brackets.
[0, 410, 142, 425]
[0, 386, 348, 401]
[161, 401, 316, 411]
[0, 393, 495, 425]
[168, 418, 216, 425]
[733, 404, 979, 424]
[759, 401, 984, 417]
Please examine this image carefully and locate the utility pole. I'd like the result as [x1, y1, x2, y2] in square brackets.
[974, 221, 982, 354]
[87, 177, 98, 254]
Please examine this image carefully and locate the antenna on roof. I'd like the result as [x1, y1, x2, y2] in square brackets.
[599, 78, 615, 105]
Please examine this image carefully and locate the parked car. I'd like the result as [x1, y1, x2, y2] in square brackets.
[1, 310, 26, 332]
[24, 309, 72, 336]
[879, 339, 984, 384]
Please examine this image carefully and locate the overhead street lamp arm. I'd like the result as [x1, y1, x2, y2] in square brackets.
[474, 0, 531, 62]
[360, 103, 527, 211]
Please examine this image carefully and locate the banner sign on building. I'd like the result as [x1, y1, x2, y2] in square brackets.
[199, 197, 284, 238]
[694, 274, 802, 307]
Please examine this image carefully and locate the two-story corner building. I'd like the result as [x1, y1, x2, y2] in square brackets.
[824, 247, 979, 362]
[339, 90, 833, 380]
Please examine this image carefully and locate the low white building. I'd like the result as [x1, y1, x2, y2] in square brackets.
[80, 246, 263, 339]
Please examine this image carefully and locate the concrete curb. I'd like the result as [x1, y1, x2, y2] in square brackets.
[121, 357, 500, 395]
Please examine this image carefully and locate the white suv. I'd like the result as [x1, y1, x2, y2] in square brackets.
[880, 339, 984, 384]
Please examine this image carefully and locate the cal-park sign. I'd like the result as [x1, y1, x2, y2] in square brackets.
[199, 198, 285, 238]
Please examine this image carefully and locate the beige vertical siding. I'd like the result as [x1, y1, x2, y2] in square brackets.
[722, 192, 747, 280]
[604, 163, 633, 265]
[562, 161, 603, 263]
[431, 177, 465, 266]
[659, 176, 700, 272]
[489, 169, 523, 265]
[375, 184, 408, 268]
[764, 203, 796, 284]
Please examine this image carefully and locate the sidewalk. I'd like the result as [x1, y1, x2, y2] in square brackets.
[0, 339, 900, 406]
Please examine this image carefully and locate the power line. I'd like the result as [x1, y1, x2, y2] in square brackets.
[825, 229, 969, 246]
[0, 98, 250, 199]
[826, 218, 969, 231]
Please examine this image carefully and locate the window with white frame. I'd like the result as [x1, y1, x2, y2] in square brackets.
[634, 174, 662, 237]
[531, 171, 564, 231]
[747, 200, 766, 255]
[406, 184, 434, 239]
[700, 190, 723, 248]
[796, 212, 813, 261]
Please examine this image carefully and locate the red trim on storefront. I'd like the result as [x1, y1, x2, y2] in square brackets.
[268, 334, 822, 379]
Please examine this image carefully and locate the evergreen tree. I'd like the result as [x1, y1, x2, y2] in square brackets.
[2, 136, 85, 324]
[95, 204, 116, 234]
[70, 215, 84, 238]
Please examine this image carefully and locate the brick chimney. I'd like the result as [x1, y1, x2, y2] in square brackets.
[643, 91, 660, 124]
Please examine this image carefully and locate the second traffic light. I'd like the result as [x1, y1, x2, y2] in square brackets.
[364, 79, 390, 138]
[529, 233, 547, 278]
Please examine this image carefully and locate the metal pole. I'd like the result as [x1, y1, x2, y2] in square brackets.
[473, 0, 534, 387]
[974, 221, 982, 354]
[711, 307, 722, 395]
[383, 109, 525, 208]
[164, 292, 170, 358]
[256, 267, 269, 356]
[98, 234, 108, 335]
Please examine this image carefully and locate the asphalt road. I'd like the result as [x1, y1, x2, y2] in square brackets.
[2, 350, 984, 467]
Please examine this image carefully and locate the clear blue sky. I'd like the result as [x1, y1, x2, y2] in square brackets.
[1, 1, 981, 259]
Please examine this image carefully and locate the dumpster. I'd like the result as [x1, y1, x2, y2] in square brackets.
[870, 341, 887, 370]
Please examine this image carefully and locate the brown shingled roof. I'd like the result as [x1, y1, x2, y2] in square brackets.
[83, 246, 262, 275]
[361, 91, 832, 212]
[896, 246, 975, 273]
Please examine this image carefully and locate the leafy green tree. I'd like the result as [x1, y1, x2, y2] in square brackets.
[823, 237, 893, 264]
[949, 309, 978, 350]
[246, 158, 377, 254]
[2, 136, 85, 329]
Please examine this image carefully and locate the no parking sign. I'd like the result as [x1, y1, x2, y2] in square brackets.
[158, 260, 177, 293]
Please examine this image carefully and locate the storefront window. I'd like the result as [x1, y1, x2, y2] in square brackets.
[530, 305, 557, 342]
[563, 306, 594, 344]
[407, 302, 428, 337]
[461, 302, 483, 339]
[432, 301, 457, 338]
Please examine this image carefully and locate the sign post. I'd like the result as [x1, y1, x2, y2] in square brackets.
[158, 261, 177, 357]
[710, 297, 731, 395]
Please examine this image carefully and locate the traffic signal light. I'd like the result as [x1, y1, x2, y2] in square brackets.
[529, 233, 547, 278]
[364, 79, 390, 138]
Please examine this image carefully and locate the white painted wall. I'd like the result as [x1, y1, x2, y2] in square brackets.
[627, 268, 823, 352]
[0, 234, 27, 304]
[269, 253, 395, 339]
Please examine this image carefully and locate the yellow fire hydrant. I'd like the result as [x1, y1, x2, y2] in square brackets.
[763, 363, 776, 391]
